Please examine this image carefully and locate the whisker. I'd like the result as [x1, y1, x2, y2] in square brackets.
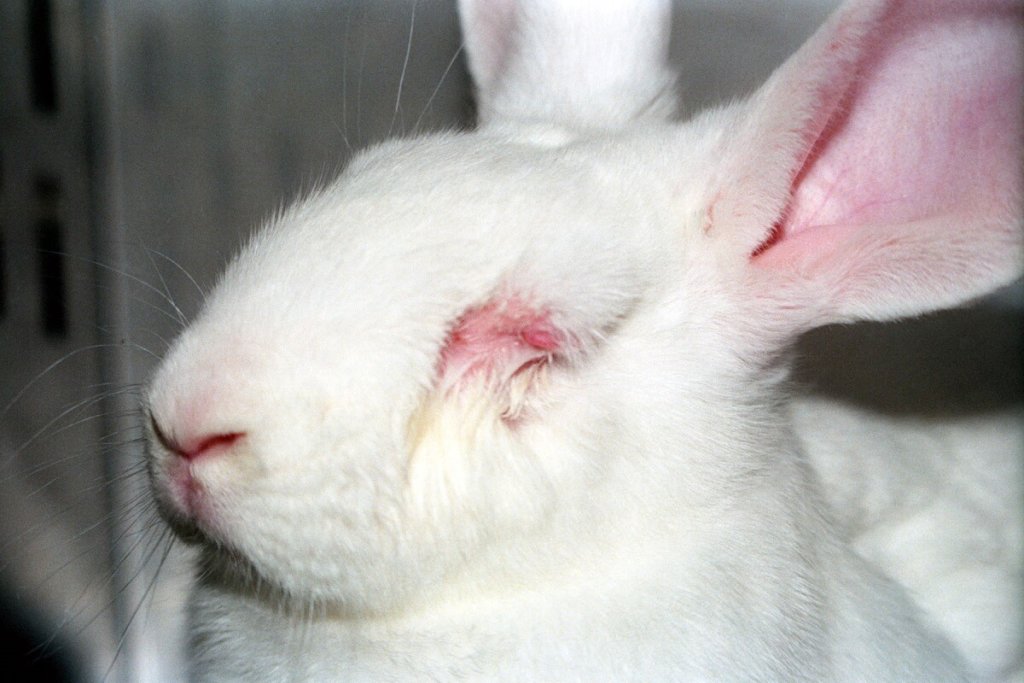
[5, 392, 122, 471]
[1, 345, 115, 418]
[413, 43, 465, 134]
[355, 14, 369, 143]
[15, 427, 130, 489]
[337, 3, 355, 155]
[102, 528, 176, 683]
[143, 245, 206, 301]
[142, 248, 189, 326]
[117, 337, 166, 361]
[16, 491, 154, 607]
[84, 283, 188, 336]
[4, 383, 141, 459]
[390, 0, 418, 137]
[30, 507, 165, 663]
[65, 253, 188, 327]
[0, 444, 151, 565]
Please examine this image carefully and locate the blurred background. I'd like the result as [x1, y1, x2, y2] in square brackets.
[0, 1, 1019, 681]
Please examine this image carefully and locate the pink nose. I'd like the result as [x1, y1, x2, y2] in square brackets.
[175, 432, 245, 461]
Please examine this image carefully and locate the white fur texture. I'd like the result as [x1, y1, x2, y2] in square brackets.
[796, 399, 1024, 681]
[144, 0, 1023, 680]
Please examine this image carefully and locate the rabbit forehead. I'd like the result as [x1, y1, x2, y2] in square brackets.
[218, 130, 676, 335]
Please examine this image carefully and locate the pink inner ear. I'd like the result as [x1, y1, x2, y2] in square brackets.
[438, 296, 563, 392]
[770, 1, 1022, 250]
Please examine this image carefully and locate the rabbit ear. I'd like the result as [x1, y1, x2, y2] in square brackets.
[457, 0, 677, 130]
[704, 0, 1023, 328]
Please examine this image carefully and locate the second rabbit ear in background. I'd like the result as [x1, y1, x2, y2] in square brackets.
[458, 0, 678, 128]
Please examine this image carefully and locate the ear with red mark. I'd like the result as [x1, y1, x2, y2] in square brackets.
[706, 0, 1023, 329]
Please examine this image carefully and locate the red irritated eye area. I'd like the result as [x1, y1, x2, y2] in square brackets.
[437, 296, 565, 392]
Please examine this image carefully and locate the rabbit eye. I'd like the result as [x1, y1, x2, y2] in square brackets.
[403, 292, 583, 456]
[435, 294, 565, 399]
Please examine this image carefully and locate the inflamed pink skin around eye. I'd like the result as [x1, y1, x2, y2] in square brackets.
[437, 296, 564, 394]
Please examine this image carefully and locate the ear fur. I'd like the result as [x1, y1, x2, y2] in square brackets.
[704, 0, 1023, 329]
[458, 0, 677, 130]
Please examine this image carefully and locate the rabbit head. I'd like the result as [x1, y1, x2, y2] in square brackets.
[145, 0, 1022, 622]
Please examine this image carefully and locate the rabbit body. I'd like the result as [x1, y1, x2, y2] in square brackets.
[145, 0, 1023, 680]
[796, 399, 1024, 681]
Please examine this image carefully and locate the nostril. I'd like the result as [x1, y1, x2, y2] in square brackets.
[150, 414, 245, 461]
[179, 432, 245, 461]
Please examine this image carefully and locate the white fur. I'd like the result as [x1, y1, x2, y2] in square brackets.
[145, 0, 1022, 680]
[795, 399, 1024, 681]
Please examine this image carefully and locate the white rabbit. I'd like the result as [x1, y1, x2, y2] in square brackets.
[144, 0, 1023, 680]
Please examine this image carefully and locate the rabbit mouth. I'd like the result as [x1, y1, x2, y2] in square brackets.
[145, 409, 237, 545]
[147, 455, 215, 547]
[149, 457, 268, 591]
